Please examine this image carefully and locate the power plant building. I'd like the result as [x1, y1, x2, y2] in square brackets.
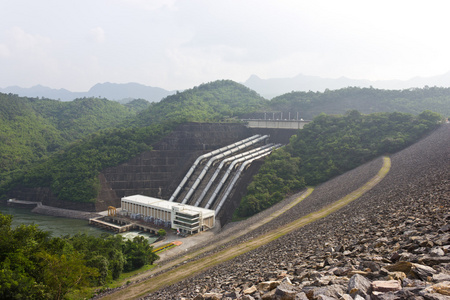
[121, 195, 215, 234]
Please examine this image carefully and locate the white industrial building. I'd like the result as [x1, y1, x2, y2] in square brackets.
[121, 195, 215, 234]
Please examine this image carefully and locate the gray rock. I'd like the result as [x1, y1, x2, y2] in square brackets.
[361, 261, 381, 273]
[432, 273, 450, 282]
[274, 282, 299, 299]
[261, 288, 276, 299]
[243, 286, 257, 295]
[438, 224, 450, 233]
[316, 295, 336, 300]
[333, 267, 353, 276]
[223, 291, 239, 299]
[348, 274, 372, 298]
[429, 247, 445, 257]
[385, 261, 413, 274]
[295, 292, 308, 300]
[423, 281, 450, 297]
[371, 280, 402, 293]
[371, 291, 400, 300]
[411, 263, 438, 280]
[258, 281, 281, 292]
[393, 287, 426, 299]
[418, 290, 450, 300]
[305, 285, 345, 299]
[204, 292, 222, 300]
[420, 255, 450, 266]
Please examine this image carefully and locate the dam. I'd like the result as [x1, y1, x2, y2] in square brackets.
[6, 121, 309, 226]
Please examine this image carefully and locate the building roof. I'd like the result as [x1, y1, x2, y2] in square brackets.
[121, 195, 215, 218]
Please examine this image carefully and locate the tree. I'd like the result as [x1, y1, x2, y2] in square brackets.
[123, 236, 158, 271]
[35, 252, 98, 300]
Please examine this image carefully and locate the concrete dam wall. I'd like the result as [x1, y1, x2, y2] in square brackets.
[99, 123, 254, 210]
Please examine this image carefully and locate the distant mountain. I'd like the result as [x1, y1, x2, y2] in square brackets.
[87, 82, 174, 103]
[243, 72, 450, 99]
[0, 82, 174, 102]
[0, 85, 84, 101]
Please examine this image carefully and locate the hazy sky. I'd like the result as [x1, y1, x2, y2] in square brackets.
[1, 0, 450, 91]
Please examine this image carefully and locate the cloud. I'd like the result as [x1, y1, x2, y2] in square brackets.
[9, 26, 52, 53]
[0, 44, 10, 58]
[0, 27, 63, 88]
[118, 0, 177, 11]
[89, 27, 106, 44]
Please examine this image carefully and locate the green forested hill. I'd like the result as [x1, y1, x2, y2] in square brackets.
[131, 80, 267, 127]
[0, 93, 142, 186]
[14, 124, 172, 203]
[30, 96, 141, 140]
[1, 80, 267, 202]
[0, 94, 63, 184]
[265, 86, 450, 119]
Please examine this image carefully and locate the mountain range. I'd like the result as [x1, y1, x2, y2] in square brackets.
[0, 82, 174, 102]
[2, 71, 450, 101]
[244, 71, 450, 98]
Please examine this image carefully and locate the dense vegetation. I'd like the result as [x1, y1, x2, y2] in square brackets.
[3, 124, 173, 203]
[30, 97, 142, 141]
[1, 83, 449, 206]
[1, 80, 267, 203]
[131, 80, 267, 127]
[0, 93, 144, 187]
[255, 86, 450, 120]
[123, 98, 151, 113]
[0, 212, 158, 299]
[234, 110, 442, 218]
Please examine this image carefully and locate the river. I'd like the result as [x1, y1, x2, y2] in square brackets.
[0, 205, 159, 243]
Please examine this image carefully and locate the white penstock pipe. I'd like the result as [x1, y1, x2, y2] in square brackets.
[204, 145, 277, 209]
[193, 143, 273, 207]
[215, 145, 282, 213]
[181, 135, 269, 204]
[168, 135, 260, 201]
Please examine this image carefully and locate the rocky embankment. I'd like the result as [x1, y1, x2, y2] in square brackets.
[146, 124, 449, 299]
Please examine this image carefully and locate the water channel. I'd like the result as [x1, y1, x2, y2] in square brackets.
[0, 205, 158, 243]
